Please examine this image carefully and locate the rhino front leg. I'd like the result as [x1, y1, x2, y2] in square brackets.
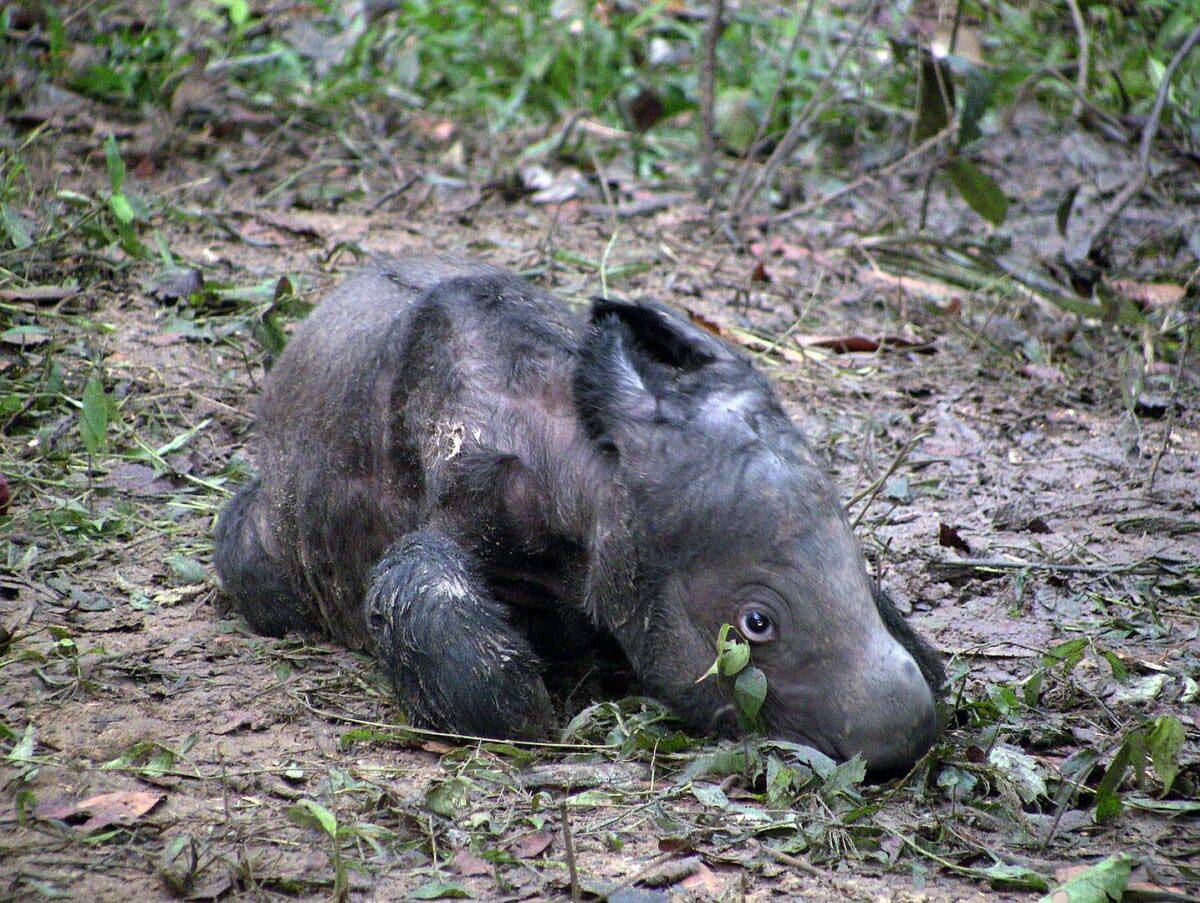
[365, 529, 553, 739]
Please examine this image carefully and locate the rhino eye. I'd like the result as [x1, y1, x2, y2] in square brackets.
[738, 606, 775, 643]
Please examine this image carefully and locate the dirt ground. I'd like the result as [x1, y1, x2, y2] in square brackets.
[2, 53, 1199, 903]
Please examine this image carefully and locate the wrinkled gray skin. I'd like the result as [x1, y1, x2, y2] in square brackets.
[215, 255, 944, 774]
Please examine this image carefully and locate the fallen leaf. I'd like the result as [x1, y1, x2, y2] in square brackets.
[748, 236, 816, 262]
[989, 743, 1048, 804]
[1043, 855, 1133, 903]
[37, 789, 164, 832]
[513, 830, 553, 859]
[1019, 363, 1066, 384]
[412, 117, 457, 144]
[938, 522, 972, 554]
[685, 309, 725, 338]
[410, 879, 471, 899]
[0, 474, 9, 516]
[865, 268, 966, 303]
[0, 283, 78, 303]
[147, 267, 204, 302]
[680, 864, 725, 894]
[1106, 279, 1184, 309]
[797, 333, 932, 354]
[100, 462, 173, 495]
[213, 711, 258, 735]
[451, 849, 490, 877]
[0, 325, 51, 347]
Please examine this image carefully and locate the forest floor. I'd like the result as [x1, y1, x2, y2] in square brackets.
[2, 8, 1200, 902]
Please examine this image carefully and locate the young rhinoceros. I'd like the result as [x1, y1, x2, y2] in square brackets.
[215, 254, 943, 773]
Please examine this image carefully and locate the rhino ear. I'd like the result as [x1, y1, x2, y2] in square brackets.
[588, 297, 733, 371]
[574, 296, 734, 450]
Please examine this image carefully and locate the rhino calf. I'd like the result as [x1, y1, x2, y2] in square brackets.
[215, 255, 944, 773]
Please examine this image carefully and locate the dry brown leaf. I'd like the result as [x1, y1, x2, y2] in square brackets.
[685, 308, 725, 338]
[796, 334, 931, 354]
[38, 789, 164, 832]
[451, 849, 491, 877]
[0, 284, 77, 303]
[512, 830, 553, 859]
[1107, 279, 1185, 308]
[864, 268, 966, 303]
[725, 328, 807, 364]
[1019, 363, 1066, 384]
[680, 863, 730, 896]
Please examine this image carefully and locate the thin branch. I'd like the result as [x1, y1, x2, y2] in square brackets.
[1066, 21, 1200, 265]
[697, 0, 726, 202]
[929, 557, 1165, 576]
[768, 129, 948, 224]
[560, 801, 581, 902]
[728, 0, 816, 208]
[1064, 0, 1089, 119]
[850, 431, 930, 528]
[1146, 325, 1188, 494]
[731, 0, 883, 223]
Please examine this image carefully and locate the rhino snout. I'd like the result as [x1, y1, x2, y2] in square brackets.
[768, 633, 939, 775]
[838, 635, 939, 775]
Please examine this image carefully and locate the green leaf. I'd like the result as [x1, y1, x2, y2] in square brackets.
[765, 755, 798, 806]
[946, 157, 1008, 226]
[1044, 638, 1089, 671]
[690, 782, 729, 809]
[913, 51, 954, 142]
[1, 203, 33, 249]
[680, 748, 746, 782]
[109, 192, 135, 225]
[426, 777, 470, 819]
[1056, 184, 1080, 237]
[1099, 650, 1127, 681]
[988, 743, 1047, 804]
[958, 66, 995, 146]
[1094, 739, 1132, 824]
[79, 377, 109, 458]
[733, 666, 767, 725]
[980, 863, 1050, 891]
[167, 555, 207, 585]
[285, 799, 338, 839]
[1036, 854, 1133, 903]
[698, 623, 737, 683]
[104, 135, 125, 192]
[410, 880, 472, 900]
[820, 754, 866, 798]
[1145, 716, 1184, 795]
[6, 724, 35, 761]
[718, 635, 750, 677]
[714, 88, 763, 154]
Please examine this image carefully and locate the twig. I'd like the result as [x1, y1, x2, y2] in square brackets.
[850, 431, 930, 528]
[768, 129, 948, 224]
[697, 0, 726, 202]
[930, 556, 1165, 576]
[300, 699, 609, 750]
[759, 844, 829, 880]
[728, 0, 816, 207]
[1146, 325, 1189, 494]
[366, 173, 420, 214]
[1066, 22, 1200, 264]
[732, 0, 883, 223]
[1064, 0, 1089, 119]
[917, 0, 962, 230]
[560, 801, 581, 902]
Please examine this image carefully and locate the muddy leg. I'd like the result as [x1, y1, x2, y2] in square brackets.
[365, 529, 552, 739]
[214, 481, 312, 637]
